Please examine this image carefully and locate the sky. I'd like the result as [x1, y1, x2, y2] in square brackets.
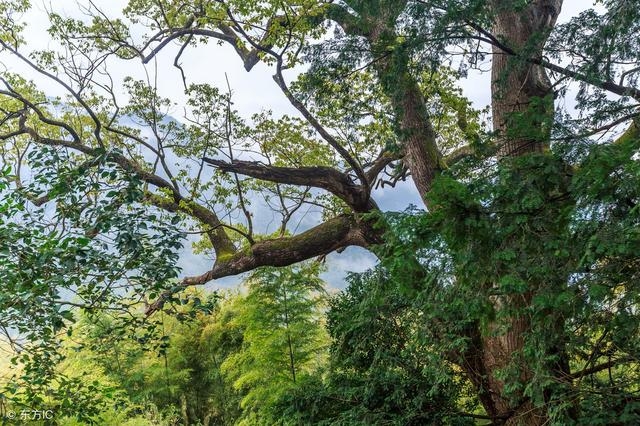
[1, 0, 595, 291]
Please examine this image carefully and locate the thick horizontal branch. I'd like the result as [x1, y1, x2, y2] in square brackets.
[146, 213, 380, 315]
[204, 158, 376, 212]
[211, 214, 374, 276]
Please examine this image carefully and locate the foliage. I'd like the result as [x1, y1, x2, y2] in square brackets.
[0, 146, 184, 420]
[0, 267, 330, 425]
[0, 290, 239, 425]
[221, 263, 329, 425]
[272, 267, 473, 425]
[1, 0, 640, 424]
[373, 137, 640, 423]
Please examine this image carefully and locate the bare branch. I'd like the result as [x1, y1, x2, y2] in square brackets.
[569, 356, 636, 381]
[0, 40, 106, 146]
[139, 17, 282, 72]
[204, 158, 376, 212]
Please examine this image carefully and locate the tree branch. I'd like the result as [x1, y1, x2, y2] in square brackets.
[139, 17, 282, 71]
[144, 192, 237, 257]
[271, 63, 370, 191]
[204, 158, 376, 212]
[569, 356, 635, 381]
[364, 150, 401, 184]
[146, 213, 378, 315]
[0, 40, 106, 146]
[0, 104, 237, 259]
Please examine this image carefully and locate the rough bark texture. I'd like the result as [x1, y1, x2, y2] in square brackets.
[328, 1, 442, 202]
[325, 4, 560, 422]
[370, 40, 441, 200]
[203, 158, 377, 212]
[478, 2, 565, 424]
[491, 0, 563, 157]
[484, 296, 544, 425]
[146, 214, 380, 314]
[377, 63, 441, 198]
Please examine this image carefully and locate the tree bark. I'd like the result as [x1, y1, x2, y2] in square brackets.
[203, 158, 377, 212]
[491, 0, 563, 157]
[327, 2, 442, 202]
[473, 2, 567, 424]
[376, 60, 442, 199]
[146, 214, 379, 315]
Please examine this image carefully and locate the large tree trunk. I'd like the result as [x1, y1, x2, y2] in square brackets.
[367, 9, 442, 200]
[481, 297, 547, 425]
[491, 0, 562, 157]
[329, 2, 569, 424]
[474, 2, 566, 424]
[328, 0, 443, 202]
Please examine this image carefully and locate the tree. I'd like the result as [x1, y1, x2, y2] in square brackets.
[221, 263, 328, 425]
[0, 0, 639, 424]
[60, 292, 243, 425]
[273, 267, 470, 425]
